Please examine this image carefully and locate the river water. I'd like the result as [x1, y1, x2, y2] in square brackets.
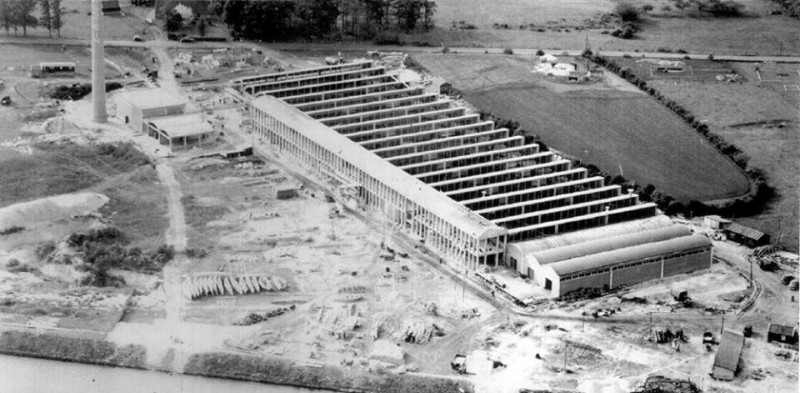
[0, 354, 328, 393]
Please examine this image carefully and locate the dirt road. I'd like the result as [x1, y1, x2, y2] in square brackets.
[155, 162, 187, 322]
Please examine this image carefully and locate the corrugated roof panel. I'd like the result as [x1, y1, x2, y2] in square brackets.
[531, 225, 692, 266]
[549, 234, 711, 276]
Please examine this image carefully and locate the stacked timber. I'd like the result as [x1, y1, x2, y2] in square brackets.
[183, 273, 289, 300]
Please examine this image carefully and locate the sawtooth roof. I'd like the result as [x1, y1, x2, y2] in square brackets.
[252, 95, 505, 240]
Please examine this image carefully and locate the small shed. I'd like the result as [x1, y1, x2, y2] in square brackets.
[102, 0, 121, 14]
[145, 113, 215, 152]
[725, 222, 770, 248]
[704, 215, 732, 230]
[115, 88, 187, 132]
[767, 324, 798, 345]
[276, 184, 298, 199]
[439, 82, 454, 96]
[712, 330, 744, 381]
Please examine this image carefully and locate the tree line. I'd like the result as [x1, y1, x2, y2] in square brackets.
[209, 0, 436, 41]
[0, 0, 64, 37]
[583, 51, 775, 217]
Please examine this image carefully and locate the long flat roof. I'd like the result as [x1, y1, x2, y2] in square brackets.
[148, 113, 214, 138]
[116, 88, 186, 110]
[252, 95, 505, 240]
[714, 330, 744, 372]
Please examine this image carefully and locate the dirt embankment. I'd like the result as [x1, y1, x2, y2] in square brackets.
[0, 330, 146, 369]
[0, 329, 474, 393]
[184, 352, 475, 393]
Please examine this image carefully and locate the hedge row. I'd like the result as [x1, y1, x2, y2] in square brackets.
[184, 352, 474, 393]
[0, 330, 146, 369]
[584, 52, 776, 217]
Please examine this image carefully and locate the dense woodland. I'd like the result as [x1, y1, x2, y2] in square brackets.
[208, 0, 437, 41]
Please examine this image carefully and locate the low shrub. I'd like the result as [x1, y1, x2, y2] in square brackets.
[0, 226, 24, 235]
[502, 48, 514, 55]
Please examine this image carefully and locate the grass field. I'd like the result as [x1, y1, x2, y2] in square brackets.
[414, 53, 751, 202]
[626, 60, 799, 252]
[410, 0, 800, 56]
[716, 124, 799, 252]
[0, 142, 150, 208]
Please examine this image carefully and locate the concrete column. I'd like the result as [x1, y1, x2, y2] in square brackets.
[91, 0, 106, 123]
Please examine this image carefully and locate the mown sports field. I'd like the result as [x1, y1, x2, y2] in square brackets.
[414, 53, 751, 202]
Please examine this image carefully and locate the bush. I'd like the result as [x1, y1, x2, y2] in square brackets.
[641, 4, 654, 12]
[535, 49, 545, 56]
[615, 2, 642, 22]
[35, 241, 57, 260]
[0, 226, 24, 235]
[185, 248, 207, 258]
[708, 53, 715, 61]
[502, 48, 514, 55]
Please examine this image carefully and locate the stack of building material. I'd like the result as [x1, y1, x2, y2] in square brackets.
[400, 321, 439, 344]
[182, 273, 288, 299]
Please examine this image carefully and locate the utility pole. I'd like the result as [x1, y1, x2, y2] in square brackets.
[720, 315, 725, 334]
[749, 255, 753, 288]
[582, 307, 585, 332]
[563, 343, 568, 372]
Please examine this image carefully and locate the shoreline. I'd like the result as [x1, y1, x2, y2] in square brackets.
[0, 329, 474, 393]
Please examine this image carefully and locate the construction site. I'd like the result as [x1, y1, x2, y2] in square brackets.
[0, 3, 798, 392]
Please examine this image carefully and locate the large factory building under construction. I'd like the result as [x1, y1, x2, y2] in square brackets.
[230, 61, 711, 297]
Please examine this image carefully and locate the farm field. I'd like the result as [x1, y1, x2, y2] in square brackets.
[414, 53, 751, 202]
[716, 124, 799, 253]
[414, 0, 800, 56]
[621, 58, 799, 252]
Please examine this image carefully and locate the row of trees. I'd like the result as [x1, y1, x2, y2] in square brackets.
[585, 52, 775, 217]
[667, 0, 744, 16]
[771, 0, 800, 16]
[0, 0, 64, 37]
[209, 0, 436, 41]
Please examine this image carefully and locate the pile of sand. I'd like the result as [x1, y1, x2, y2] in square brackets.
[0, 192, 108, 230]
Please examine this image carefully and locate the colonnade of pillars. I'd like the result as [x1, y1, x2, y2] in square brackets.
[251, 104, 506, 272]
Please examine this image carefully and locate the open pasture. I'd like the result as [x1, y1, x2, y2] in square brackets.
[414, 53, 751, 203]
[616, 57, 743, 83]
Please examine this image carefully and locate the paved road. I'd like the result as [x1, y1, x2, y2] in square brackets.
[2, 36, 800, 63]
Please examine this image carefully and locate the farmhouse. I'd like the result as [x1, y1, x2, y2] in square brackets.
[767, 323, 799, 345]
[231, 61, 711, 295]
[115, 88, 187, 132]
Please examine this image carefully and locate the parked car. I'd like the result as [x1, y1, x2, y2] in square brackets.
[133, 35, 144, 42]
[1, 96, 11, 106]
[179, 37, 196, 43]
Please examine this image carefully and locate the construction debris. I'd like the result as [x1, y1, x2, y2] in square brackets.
[233, 305, 295, 326]
[632, 375, 700, 393]
[400, 320, 441, 344]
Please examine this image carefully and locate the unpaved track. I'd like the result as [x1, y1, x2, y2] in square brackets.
[155, 162, 187, 322]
